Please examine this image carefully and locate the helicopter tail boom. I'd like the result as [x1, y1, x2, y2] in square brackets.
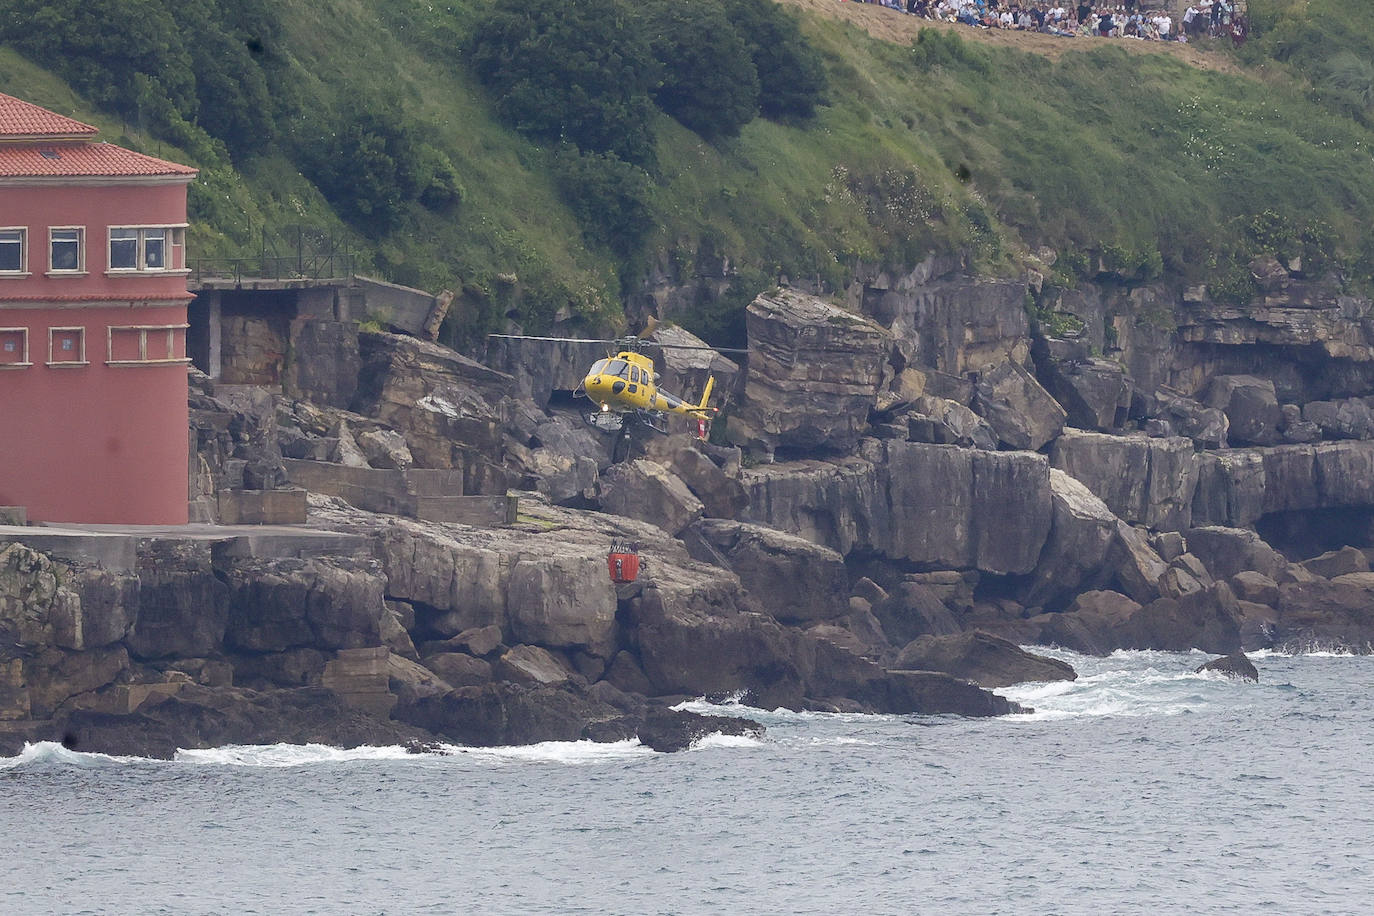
[693, 375, 716, 414]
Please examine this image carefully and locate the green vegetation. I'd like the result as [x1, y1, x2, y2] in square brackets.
[2, 0, 1373, 350]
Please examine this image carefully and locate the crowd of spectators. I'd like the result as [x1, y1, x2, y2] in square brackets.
[849, 0, 1248, 45]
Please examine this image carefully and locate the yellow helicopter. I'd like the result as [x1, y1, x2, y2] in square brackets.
[488, 327, 744, 448]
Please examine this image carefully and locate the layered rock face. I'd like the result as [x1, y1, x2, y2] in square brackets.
[729, 289, 888, 454]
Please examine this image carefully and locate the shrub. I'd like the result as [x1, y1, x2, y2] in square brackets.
[469, 0, 659, 165]
[719, 0, 827, 120]
[551, 146, 653, 256]
[638, 0, 760, 139]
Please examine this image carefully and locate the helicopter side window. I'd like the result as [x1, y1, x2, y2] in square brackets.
[630, 367, 641, 384]
[590, 359, 611, 376]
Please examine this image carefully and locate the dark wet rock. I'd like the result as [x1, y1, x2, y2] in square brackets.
[882, 670, 1020, 717]
[1276, 578, 1374, 650]
[1034, 590, 1141, 656]
[54, 684, 426, 759]
[893, 631, 1076, 689]
[972, 360, 1066, 451]
[394, 682, 623, 747]
[634, 706, 763, 752]
[1196, 653, 1259, 681]
[1124, 583, 1243, 654]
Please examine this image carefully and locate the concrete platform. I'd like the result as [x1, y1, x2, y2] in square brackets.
[0, 523, 369, 572]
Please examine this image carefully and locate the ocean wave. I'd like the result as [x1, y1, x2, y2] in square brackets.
[690, 732, 766, 750]
[175, 743, 418, 767]
[0, 741, 148, 770]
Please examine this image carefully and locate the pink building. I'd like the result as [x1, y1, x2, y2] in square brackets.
[0, 93, 198, 524]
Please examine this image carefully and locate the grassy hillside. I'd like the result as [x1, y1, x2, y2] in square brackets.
[3, 0, 1373, 349]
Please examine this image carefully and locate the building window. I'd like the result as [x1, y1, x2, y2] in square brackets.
[106, 324, 189, 366]
[0, 229, 25, 274]
[0, 328, 30, 368]
[49, 227, 83, 273]
[107, 226, 184, 272]
[47, 327, 87, 367]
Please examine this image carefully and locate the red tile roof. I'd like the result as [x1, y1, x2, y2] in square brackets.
[0, 142, 197, 179]
[0, 92, 99, 139]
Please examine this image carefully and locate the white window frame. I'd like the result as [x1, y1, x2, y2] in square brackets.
[105, 224, 189, 275]
[105, 323, 191, 367]
[47, 226, 86, 275]
[0, 327, 31, 368]
[47, 326, 88, 367]
[0, 227, 28, 277]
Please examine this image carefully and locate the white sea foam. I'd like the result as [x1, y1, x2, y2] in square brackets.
[170, 738, 653, 767]
[175, 743, 418, 767]
[690, 732, 765, 750]
[454, 738, 652, 764]
[0, 741, 147, 769]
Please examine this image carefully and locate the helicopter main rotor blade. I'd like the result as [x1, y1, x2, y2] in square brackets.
[487, 334, 616, 344]
[652, 343, 751, 354]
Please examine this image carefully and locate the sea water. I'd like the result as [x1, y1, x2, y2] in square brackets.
[2, 649, 1371, 915]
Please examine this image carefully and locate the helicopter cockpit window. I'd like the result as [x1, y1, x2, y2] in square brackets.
[605, 359, 630, 378]
[590, 359, 611, 376]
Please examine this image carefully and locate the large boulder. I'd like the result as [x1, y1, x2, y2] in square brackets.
[893, 631, 1076, 688]
[598, 459, 704, 536]
[685, 519, 848, 624]
[972, 360, 1066, 451]
[1033, 590, 1141, 655]
[1051, 430, 1198, 531]
[1209, 373, 1280, 444]
[1123, 582, 1243, 654]
[1184, 526, 1287, 582]
[1303, 398, 1374, 441]
[664, 447, 748, 519]
[730, 289, 889, 454]
[1150, 387, 1229, 449]
[1, 543, 85, 650]
[1036, 346, 1130, 433]
[1196, 653, 1259, 681]
[1022, 469, 1118, 610]
[354, 331, 508, 490]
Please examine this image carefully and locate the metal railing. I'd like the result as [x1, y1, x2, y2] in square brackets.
[188, 226, 357, 285]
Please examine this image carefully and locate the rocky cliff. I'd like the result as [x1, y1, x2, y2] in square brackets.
[10, 256, 1374, 755]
